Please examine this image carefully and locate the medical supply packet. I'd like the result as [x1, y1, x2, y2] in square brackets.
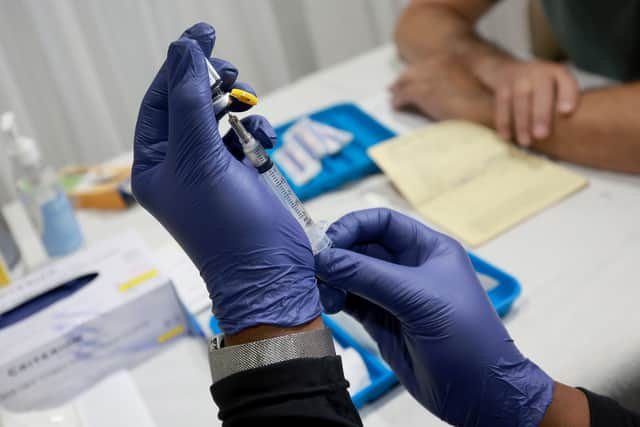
[275, 117, 354, 186]
[272, 104, 395, 201]
[0, 231, 187, 411]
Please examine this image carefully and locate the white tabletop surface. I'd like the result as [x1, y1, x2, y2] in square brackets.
[73, 44, 640, 426]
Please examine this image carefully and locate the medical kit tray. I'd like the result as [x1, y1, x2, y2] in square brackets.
[271, 103, 395, 201]
[468, 252, 521, 317]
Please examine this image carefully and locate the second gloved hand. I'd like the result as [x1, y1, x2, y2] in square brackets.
[316, 209, 553, 427]
[132, 23, 321, 335]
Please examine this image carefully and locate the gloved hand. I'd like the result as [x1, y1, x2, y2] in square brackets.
[132, 23, 321, 335]
[316, 209, 553, 427]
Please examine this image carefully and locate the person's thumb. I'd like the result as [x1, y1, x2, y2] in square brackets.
[166, 38, 229, 173]
[315, 248, 412, 318]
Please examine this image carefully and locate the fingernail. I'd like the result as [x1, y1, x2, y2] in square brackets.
[533, 124, 548, 139]
[559, 101, 573, 113]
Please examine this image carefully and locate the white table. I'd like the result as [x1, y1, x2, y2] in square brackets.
[76, 44, 640, 426]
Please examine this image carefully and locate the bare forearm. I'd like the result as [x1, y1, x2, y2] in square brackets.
[540, 383, 590, 427]
[532, 84, 640, 174]
[394, 0, 511, 85]
[225, 316, 324, 346]
[395, 1, 474, 61]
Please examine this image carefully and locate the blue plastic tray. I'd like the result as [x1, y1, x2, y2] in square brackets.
[271, 103, 395, 201]
[468, 253, 521, 317]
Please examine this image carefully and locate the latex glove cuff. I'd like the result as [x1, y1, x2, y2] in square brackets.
[478, 357, 554, 427]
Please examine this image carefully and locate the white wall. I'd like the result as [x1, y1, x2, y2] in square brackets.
[479, 0, 530, 59]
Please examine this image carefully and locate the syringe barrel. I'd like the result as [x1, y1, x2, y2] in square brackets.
[261, 166, 332, 254]
[262, 166, 313, 228]
[242, 139, 272, 172]
[228, 115, 332, 254]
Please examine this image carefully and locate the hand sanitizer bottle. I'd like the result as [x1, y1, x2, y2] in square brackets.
[1, 112, 83, 257]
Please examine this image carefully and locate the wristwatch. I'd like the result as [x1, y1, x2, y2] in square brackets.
[208, 328, 336, 383]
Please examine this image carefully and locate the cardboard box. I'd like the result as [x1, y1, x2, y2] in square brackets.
[0, 232, 188, 411]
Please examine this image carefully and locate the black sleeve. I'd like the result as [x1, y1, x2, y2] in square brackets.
[211, 356, 363, 427]
[579, 388, 640, 427]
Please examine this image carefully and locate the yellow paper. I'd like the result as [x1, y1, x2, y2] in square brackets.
[368, 121, 587, 246]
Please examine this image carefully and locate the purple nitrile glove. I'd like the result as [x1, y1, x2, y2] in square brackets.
[316, 208, 554, 427]
[132, 22, 321, 335]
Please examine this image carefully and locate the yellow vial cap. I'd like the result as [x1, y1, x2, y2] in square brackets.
[230, 88, 258, 106]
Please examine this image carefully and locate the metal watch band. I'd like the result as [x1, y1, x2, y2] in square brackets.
[208, 328, 335, 383]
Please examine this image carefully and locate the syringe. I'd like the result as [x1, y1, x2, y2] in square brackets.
[228, 114, 332, 254]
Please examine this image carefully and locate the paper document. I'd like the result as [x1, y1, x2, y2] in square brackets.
[368, 121, 587, 246]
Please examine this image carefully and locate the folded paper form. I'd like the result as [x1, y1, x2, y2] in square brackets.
[368, 121, 587, 246]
